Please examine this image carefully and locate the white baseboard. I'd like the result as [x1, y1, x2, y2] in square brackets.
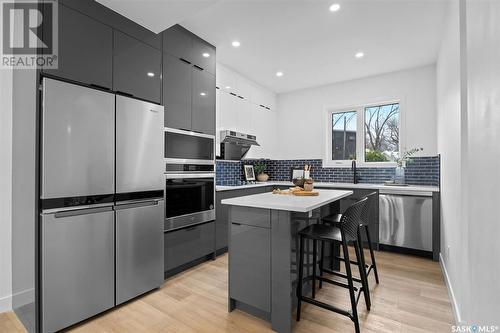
[0, 294, 12, 313]
[439, 252, 463, 324]
[12, 288, 34, 309]
[0, 288, 35, 314]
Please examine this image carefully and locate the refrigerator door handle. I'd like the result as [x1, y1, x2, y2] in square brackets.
[114, 199, 163, 210]
[53, 206, 114, 218]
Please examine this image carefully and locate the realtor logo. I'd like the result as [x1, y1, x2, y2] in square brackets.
[1, 0, 58, 69]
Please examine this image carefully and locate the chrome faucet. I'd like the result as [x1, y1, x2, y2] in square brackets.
[352, 160, 358, 184]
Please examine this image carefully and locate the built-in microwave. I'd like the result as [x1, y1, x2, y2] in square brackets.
[164, 127, 215, 165]
[164, 160, 215, 231]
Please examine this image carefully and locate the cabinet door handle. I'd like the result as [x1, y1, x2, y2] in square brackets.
[230, 92, 237, 97]
[180, 58, 191, 65]
[237, 95, 244, 99]
[232, 222, 242, 226]
[193, 65, 204, 71]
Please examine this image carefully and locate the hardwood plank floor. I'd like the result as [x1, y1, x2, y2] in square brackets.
[0, 249, 454, 332]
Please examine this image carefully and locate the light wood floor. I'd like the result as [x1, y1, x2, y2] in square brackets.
[0, 249, 454, 333]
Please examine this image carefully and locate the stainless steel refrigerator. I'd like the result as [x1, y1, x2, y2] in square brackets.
[40, 78, 164, 333]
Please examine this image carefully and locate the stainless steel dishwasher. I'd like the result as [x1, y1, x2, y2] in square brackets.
[379, 191, 432, 251]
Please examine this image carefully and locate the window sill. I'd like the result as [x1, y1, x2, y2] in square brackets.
[322, 160, 397, 168]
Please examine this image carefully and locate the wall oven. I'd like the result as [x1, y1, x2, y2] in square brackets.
[164, 163, 215, 231]
[164, 127, 215, 165]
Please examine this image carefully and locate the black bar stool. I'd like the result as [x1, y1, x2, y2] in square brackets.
[296, 197, 368, 333]
[322, 192, 380, 289]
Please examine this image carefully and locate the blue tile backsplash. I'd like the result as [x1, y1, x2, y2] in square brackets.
[216, 156, 440, 187]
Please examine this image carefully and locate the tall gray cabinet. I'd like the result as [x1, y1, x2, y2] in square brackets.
[162, 25, 216, 135]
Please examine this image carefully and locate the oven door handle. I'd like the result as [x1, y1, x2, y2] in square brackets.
[166, 173, 215, 179]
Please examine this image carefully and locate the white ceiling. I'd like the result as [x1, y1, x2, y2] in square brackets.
[97, 0, 448, 94]
[180, 0, 448, 93]
[95, 0, 219, 34]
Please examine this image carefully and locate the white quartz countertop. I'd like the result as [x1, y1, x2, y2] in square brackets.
[216, 181, 439, 195]
[221, 189, 354, 213]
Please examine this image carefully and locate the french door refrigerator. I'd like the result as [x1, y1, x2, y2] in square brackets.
[114, 95, 164, 305]
[40, 78, 164, 333]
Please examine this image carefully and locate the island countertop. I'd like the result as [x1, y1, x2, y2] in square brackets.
[221, 189, 353, 213]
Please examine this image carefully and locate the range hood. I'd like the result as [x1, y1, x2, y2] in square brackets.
[219, 130, 260, 160]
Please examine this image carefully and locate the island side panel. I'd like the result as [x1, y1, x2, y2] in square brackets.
[270, 210, 293, 333]
[228, 206, 272, 321]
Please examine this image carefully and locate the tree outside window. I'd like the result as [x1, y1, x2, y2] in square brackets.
[364, 103, 400, 162]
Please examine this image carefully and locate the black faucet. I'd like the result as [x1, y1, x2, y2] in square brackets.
[351, 160, 358, 184]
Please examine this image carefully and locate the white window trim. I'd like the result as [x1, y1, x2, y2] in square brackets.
[323, 99, 402, 168]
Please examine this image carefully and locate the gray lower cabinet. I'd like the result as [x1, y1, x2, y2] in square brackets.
[192, 68, 216, 134]
[44, 4, 113, 89]
[229, 222, 271, 312]
[163, 53, 192, 129]
[113, 31, 161, 103]
[164, 221, 215, 273]
[216, 187, 271, 252]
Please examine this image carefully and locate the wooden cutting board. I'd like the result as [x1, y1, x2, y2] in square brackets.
[293, 191, 319, 196]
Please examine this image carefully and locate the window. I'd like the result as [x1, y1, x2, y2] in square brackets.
[332, 111, 357, 160]
[364, 103, 400, 162]
[325, 101, 400, 166]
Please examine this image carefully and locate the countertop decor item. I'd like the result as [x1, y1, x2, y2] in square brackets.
[394, 147, 423, 184]
[243, 164, 256, 181]
[254, 162, 269, 182]
[303, 178, 314, 192]
[292, 177, 305, 187]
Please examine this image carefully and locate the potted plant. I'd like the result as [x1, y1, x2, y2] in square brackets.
[394, 147, 423, 184]
[254, 162, 269, 182]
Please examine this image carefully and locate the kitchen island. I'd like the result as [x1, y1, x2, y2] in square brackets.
[222, 189, 353, 333]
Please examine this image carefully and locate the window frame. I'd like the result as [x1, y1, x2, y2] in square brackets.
[323, 100, 402, 168]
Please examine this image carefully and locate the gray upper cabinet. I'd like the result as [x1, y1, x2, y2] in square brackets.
[44, 4, 113, 89]
[192, 37, 216, 74]
[162, 25, 216, 135]
[59, 0, 161, 50]
[192, 68, 216, 134]
[113, 31, 161, 103]
[163, 53, 192, 130]
[163, 25, 193, 62]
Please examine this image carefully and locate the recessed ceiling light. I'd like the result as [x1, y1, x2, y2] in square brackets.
[200, 92, 207, 96]
[355, 52, 364, 58]
[276, 71, 284, 77]
[202, 52, 210, 58]
[147, 72, 155, 77]
[232, 41, 241, 47]
[329, 3, 340, 12]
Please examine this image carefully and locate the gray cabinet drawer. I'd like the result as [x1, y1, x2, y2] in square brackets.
[216, 187, 271, 251]
[229, 223, 270, 312]
[164, 222, 215, 272]
[230, 206, 270, 229]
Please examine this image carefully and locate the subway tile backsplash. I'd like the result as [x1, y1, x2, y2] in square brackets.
[216, 156, 440, 187]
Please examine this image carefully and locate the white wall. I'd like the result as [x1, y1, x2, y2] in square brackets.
[463, 0, 500, 325]
[437, 0, 500, 325]
[436, 0, 468, 323]
[0, 68, 13, 312]
[275, 65, 437, 160]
